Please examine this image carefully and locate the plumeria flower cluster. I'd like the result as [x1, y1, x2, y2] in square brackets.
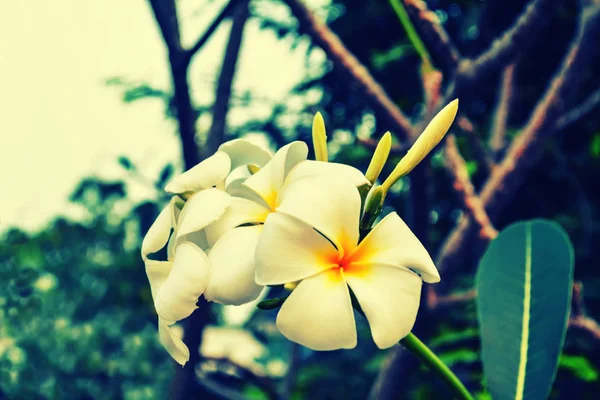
[142, 100, 458, 364]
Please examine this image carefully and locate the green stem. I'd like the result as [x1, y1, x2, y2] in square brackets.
[388, 0, 434, 72]
[400, 333, 474, 400]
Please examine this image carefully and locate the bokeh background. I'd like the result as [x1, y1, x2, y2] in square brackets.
[1, 0, 600, 399]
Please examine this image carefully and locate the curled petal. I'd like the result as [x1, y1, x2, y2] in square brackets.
[145, 260, 173, 300]
[205, 225, 264, 306]
[154, 242, 209, 324]
[141, 203, 172, 260]
[284, 160, 369, 188]
[276, 269, 357, 351]
[352, 212, 439, 283]
[218, 139, 272, 170]
[255, 212, 336, 286]
[158, 318, 189, 366]
[277, 178, 361, 255]
[345, 264, 422, 349]
[243, 142, 308, 208]
[165, 152, 231, 194]
[176, 189, 231, 239]
[204, 197, 269, 247]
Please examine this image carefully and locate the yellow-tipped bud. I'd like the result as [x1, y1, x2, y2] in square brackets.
[284, 281, 299, 291]
[365, 131, 392, 184]
[382, 99, 458, 193]
[247, 164, 260, 175]
[312, 112, 328, 162]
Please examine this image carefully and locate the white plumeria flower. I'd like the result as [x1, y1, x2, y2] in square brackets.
[255, 178, 440, 351]
[141, 139, 271, 365]
[202, 141, 370, 306]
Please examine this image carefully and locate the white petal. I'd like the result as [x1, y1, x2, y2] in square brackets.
[158, 319, 189, 366]
[255, 212, 337, 286]
[165, 152, 231, 194]
[205, 225, 264, 305]
[276, 269, 357, 350]
[154, 242, 210, 324]
[345, 264, 422, 349]
[277, 178, 361, 255]
[141, 203, 172, 260]
[145, 260, 173, 300]
[285, 160, 369, 187]
[225, 178, 271, 208]
[176, 188, 231, 239]
[218, 139, 272, 170]
[204, 197, 270, 247]
[243, 142, 308, 208]
[352, 212, 440, 283]
[170, 196, 185, 228]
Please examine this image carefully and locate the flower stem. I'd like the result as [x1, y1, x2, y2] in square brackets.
[400, 333, 474, 400]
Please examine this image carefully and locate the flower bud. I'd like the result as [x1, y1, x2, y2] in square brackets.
[365, 131, 392, 184]
[382, 99, 458, 193]
[360, 185, 385, 231]
[312, 112, 328, 162]
[247, 164, 260, 175]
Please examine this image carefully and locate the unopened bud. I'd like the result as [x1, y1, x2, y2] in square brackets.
[247, 164, 260, 175]
[312, 112, 328, 162]
[365, 132, 392, 184]
[382, 99, 458, 193]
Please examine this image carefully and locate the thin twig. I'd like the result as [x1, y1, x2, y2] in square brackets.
[283, 0, 415, 141]
[184, 0, 246, 66]
[444, 135, 498, 240]
[456, 116, 495, 174]
[489, 63, 516, 160]
[404, 0, 461, 74]
[458, 0, 556, 83]
[554, 87, 600, 132]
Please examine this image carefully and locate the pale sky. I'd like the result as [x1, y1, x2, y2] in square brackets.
[0, 0, 327, 232]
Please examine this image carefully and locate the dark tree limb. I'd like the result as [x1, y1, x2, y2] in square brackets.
[404, 0, 461, 74]
[183, 0, 247, 67]
[204, 1, 250, 157]
[148, 0, 199, 169]
[458, 0, 557, 83]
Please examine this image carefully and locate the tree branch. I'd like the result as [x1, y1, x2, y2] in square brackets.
[436, 0, 600, 274]
[554, 86, 600, 132]
[183, 0, 246, 66]
[283, 0, 415, 141]
[489, 63, 516, 159]
[458, 0, 556, 83]
[404, 0, 461, 74]
[148, 0, 184, 57]
[444, 135, 498, 240]
[204, 1, 250, 157]
[456, 116, 495, 174]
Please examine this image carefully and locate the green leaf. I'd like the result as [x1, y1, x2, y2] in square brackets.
[477, 220, 574, 400]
